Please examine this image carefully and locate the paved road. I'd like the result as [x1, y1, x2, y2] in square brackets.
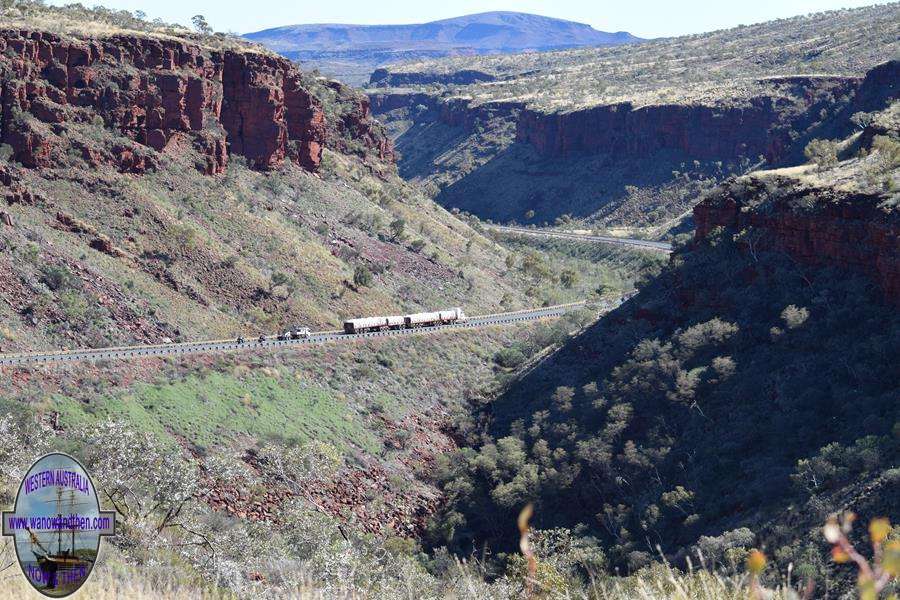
[0, 300, 629, 367]
[488, 225, 672, 253]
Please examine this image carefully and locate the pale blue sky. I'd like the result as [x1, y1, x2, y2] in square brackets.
[47, 0, 892, 38]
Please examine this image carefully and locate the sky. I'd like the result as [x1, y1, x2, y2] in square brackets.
[46, 0, 892, 38]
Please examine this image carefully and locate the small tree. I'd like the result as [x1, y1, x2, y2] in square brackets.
[389, 218, 406, 241]
[191, 14, 212, 35]
[560, 269, 578, 289]
[804, 139, 839, 167]
[781, 304, 809, 329]
[552, 386, 575, 412]
[353, 265, 373, 288]
[850, 111, 874, 131]
[270, 271, 288, 289]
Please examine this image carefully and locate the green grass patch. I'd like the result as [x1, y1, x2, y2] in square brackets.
[46, 371, 380, 454]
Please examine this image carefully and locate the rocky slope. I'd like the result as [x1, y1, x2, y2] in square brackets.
[369, 4, 899, 227]
[0, 28, 393, 176]
[694, 176, 898, 305]
[427, 136, 899, 583]
[514, 77, 857, 162]
[0, 21, 538, 357]
[0, 10, 559, 588]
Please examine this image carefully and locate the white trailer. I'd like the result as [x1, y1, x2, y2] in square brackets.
[343, 315, 404, 334]
[404, 311, 443, 327]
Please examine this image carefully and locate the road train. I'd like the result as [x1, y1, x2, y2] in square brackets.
[343, 307, 467, 334]
[237, 327, 311, 344]
[237, 310, 466, 343]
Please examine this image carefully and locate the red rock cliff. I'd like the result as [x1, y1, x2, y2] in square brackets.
[694, 177, 899, 305]
[0, 29, 387, 175]
[515, 77, 859, 163]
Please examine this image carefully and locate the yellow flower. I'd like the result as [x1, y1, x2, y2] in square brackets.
[883, 540, 900, 577]
[831, 547, 850, 563]
[746, 549, 766, 574]
[858, 575, 876, 600]
[869, 518, 892, 544]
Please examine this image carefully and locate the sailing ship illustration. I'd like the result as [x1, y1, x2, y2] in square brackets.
[23, 487, 92, 592]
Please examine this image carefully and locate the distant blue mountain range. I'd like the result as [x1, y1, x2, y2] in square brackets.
[243, 12, 642, 85]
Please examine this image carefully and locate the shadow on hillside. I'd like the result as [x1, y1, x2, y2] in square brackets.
[432, 143, 708, 223]
[444, 237, 900, 564]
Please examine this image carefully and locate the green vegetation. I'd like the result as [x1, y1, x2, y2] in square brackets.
[47, 371, 380, 454]
[0, 0, 260, 52]
[426, 220, 899, 591]
[805, 138, 840, 167]
[491, 230, 666, 303]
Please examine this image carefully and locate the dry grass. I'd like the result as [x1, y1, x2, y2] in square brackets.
[0, 562, 806, 600]
[0, 2, 268, 54]
[372, 3, 900, 111]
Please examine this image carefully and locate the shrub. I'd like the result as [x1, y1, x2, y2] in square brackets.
[871, 135, 900, 171]
[41, 264, 79, 291]
[494, 346, 526, 369]
[353, 265, 373, 287]
[781, 304, 809, 329]
[804, 139, 839, 167]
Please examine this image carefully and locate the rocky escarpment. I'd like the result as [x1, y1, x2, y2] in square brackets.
[370, 91, 523, 133]
[694, 176, 899, 304]
[369, 67, 496, 87]
[851, 59, 900, 113]
[515, 77, 860, 163]
[0, 29, 390, 176]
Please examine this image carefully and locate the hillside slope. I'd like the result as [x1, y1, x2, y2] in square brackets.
[0, 6, 597, 595]
[428, 119, 899, 589]
[244, 12, 641, 86]
[370, 3, 900, 229]
[0, 16, 543, 355]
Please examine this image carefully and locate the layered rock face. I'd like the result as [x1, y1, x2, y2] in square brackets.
[322, 82, 394, 163]
[0, 29, 387, 175]
[694, 178, 899, 305]
[515, 77, 860, 163]
[370, 92, 523, 133]
[369, 68, 496, 87]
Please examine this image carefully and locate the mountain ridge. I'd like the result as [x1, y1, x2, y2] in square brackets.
[243, 11, 642, 84]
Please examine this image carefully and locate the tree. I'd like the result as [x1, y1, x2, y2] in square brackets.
[494, 346, 525, 369]
[804, 139, 839, 167]
[410, 239, 426, 253]
[524, 210, 536, 221]
[191, 14, 212, 35]
[270, 271, 288, 289]
[353, 265, 373, 288]
[560, 269, 578, 289]
[781, 305, 809, 329]
[850, 111, 874, 131]
[389, 218, 406, 241]
[552, 386, 575, 412]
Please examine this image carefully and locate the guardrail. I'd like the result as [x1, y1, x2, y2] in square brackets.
[487, 225, 673, 253]
[0, 298, 635, 367]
